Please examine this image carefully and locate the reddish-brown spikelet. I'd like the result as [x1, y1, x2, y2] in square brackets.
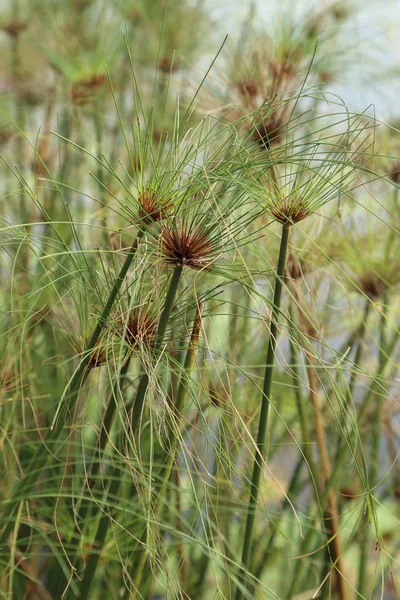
[159, 56, 180, 73]
[388, 161, 400, 184]
[70, 73, 107, 103]
[161, 221, 218, 270]
[269, 59, 297, 81]
[357, 273, 388, 300]
[138, 190, 171, 224]
[269, 198, 311, 227]
[2, 20, 27, 38]
[74, 337, 108, 369]
[285, 254, 306, 282]
[122, 309, 158, 348]
[253, 113, 286, 150]
[236, 79, 260, 99]
[86, 345, 107, 369]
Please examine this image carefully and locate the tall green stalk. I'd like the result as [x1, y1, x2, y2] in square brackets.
[253, 458, 303, 583]
[285, 313, 400, 598]
[250, 335, 320, 592]
[289, 333, 320, 482]
[127, 304, 203, 598]
[50, 353, 134, 599]
[129, 265, 183, 433]
[0, 232, 143, 545]
[159, 303, 203, 490]
[234, 224, 289, 600]
[77, 265, 183, 600]
[10, 0, 28, 277]
[358, 302, 387, 596]
[11, 4, 23, 192]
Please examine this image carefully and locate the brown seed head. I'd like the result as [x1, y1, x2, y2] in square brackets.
[332, 5, 350, 22]
[19, 87, 46, 106]
[121, 309, 158, 348]
[138, 190, 171, 224]
[75, 337, 108, 369]
[159, 56, 180, 73]
[86, 345, 107, 369]
[269, 60, 297, 81]
[269, 198, 311, 227]
[253, 113, 286, 149]
[318, 71, 335, 84]
[161, 221, 218, 270]
[388, 161, 400, 184]
[0, 129, 14, 145]
[70, 73, 106, 103]
[285, 254, 304, 282]
[358, 273, 388, 300]
[305, 18, 320, 39]
[2, 20, 27, 38]
[236, 79, 260, 99]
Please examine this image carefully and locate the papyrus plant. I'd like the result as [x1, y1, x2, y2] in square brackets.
[233, 110, 375, 600]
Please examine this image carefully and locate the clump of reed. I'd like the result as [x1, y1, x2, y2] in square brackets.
[0, 2, 399, 600]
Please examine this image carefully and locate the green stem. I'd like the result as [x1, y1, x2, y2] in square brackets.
[160, 303, 202, 490]
[358, 301, 387, 597]
[251, 334, 319, 590]
[93, 94, 109, 245]
[253, 458, 303, 583]
[11, 0, 28, 272]
[286, 311, 398, 599]
[77, 468, 121, 600]
[234, 224, 289, 600]
[191, 417, 225, 600]
[51, 353, 133, 600]
[289, 333, 320, 482]
[128, 304, 203, 598]
[347, 300, 371, 404]
[77, 265, 183, 600]
[0, 232, 142, 545]
[86, 352, 134, 500]
[130, 265, 183, 434]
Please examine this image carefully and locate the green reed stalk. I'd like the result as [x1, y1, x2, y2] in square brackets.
[92, 94, 109, 246]
[130, 265, 183, 434]
[253, 458, 303, 584]
[251, 334, 320, 590]
[77, 265, 183, 600]
[264, 335, 321, 585]
[127, 304, 203, 598]
[358, 302, 387, 596]
[289, 279, 348, 600]
[286, 312, 399, 598]
[289, 333, 320, 482]
[82, 349, 135, 517]
[50, 352, 134, 599]
[10, 0, 28, 277]
[159, 303, 203, 489]
[300, 299, 370, 595]
[190, 415, 225, 600]
[76, 464, 121, 600]
[0, 232, 143, 545]
[347, 300, 371, 403]
[234, 224, 289, 600]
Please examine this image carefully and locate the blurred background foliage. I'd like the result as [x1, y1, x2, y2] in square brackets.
[0, 1, 399, 599]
